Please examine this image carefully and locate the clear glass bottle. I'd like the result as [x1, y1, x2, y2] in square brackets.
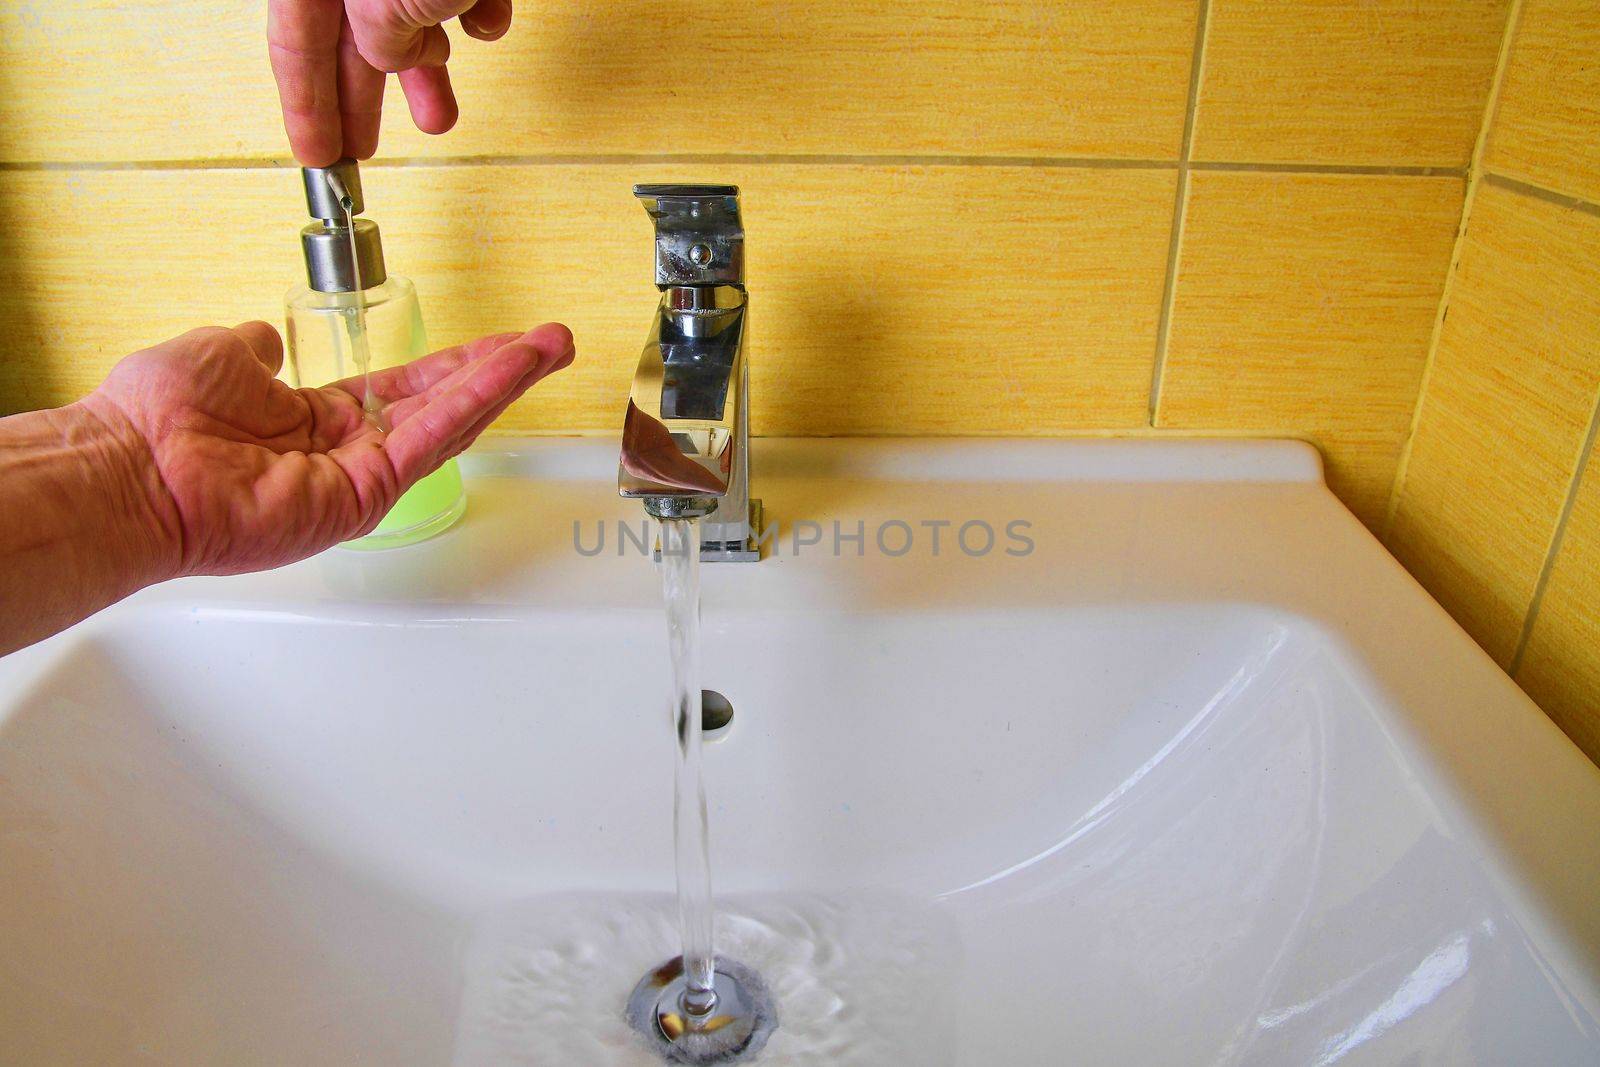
[285, 160, 465, 550]
[284, 278, 466, 549]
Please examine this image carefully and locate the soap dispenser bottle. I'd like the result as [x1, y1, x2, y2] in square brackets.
[285, 159, 466, 549]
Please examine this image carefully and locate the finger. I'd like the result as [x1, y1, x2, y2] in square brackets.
[231, 321, 286, 375]
[386, 342, 541, 483]
[331, 331, 523, 402]
[267, 0, 345, 167]
[385, 325, 573, 483]
[459, 0, 513, 40]
[455, 328, 576, 446]
[445, 334, 572, 450]
[451, 353, 568, 453]
[382, 323, 570, 428]
[397, 57, 459, 135]
[337, 15, 387, 159]
[442, 341, 570, 456]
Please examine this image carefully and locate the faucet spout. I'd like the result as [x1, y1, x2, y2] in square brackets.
[618, 185, 760, 560]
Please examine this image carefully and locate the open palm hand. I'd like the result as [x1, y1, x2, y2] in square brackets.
[80, 319, 573, 575]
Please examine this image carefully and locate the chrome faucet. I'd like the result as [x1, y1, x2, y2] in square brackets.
[618, 184, 761, 561]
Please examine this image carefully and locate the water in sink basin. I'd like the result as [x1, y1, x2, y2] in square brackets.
[457, 891, 955, 1066]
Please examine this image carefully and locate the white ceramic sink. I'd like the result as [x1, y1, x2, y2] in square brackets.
[2, 439, 1597, 1065]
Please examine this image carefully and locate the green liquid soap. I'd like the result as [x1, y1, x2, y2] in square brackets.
[344, 459, 467, 550]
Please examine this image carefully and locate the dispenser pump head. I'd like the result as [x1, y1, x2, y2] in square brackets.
[303, 158, 365, 221]
[300, 158, 387, 293]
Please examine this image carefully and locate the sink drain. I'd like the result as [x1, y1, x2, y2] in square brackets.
[626, 954, 777, 1064]
[702, 690, 734, 740]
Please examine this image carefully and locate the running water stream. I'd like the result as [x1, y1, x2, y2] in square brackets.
[623, 518, 775, 1062]
[659, 518, 717, 1015]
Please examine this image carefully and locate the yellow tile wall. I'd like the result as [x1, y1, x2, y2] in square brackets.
[1157, 172, 1463, 526]
[6, 2, 1596, 761]
[1519, 430, 1600, 762]
[0, 164, 1176, 433]
[1387, 0, 1600, 764]
[1387, 184, 1600, 665]
[1485, 0, 1600, 204]
[0, 1, 1202, 164]
[1194, 0, 1510, 166]
[0, 2, 1497, 460]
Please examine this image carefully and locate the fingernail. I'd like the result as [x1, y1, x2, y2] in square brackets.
[462, 0, 512, 38]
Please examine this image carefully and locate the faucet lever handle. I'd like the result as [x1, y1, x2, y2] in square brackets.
[633, 184, 743, 288]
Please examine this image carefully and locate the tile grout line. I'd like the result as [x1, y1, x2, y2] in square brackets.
[1481, 169, 1600, 217]
[1511, 382, 1600, 675]
[1147, 0, 1212, 427]
[1190, 161, 1465, 177]
[1147, 174, 1192, 427]
[1380, 0, 1524, 540]
[0, 154, 1470, 177]
[0, 153, 1179, 173]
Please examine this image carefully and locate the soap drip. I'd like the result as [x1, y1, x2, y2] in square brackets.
[325, 171, 384, 429]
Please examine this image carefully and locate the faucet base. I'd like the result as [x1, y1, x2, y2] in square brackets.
[644, 494, 720, 521]
[655, 500, 765, 563]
